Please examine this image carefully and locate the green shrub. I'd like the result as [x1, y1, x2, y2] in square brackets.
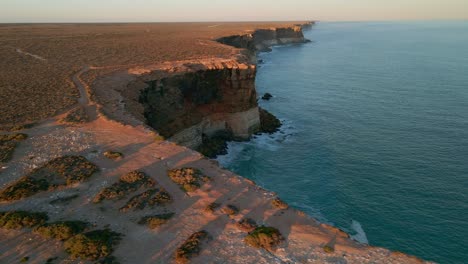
[175, 231, 209, 264]
[323, 245, 334, 253]
[64, 229, 122, 261]
[120, 187, 172, 213]
[93, 171, 155, 203]
[20, 256, 29, 262]
[236, 218, 257, 232]
[34, 221, 89, 240]
[244, 226, 283, 251]
[0, 176, 49, 202]
[138, 213, 174, 229]
[0, 211, 48, 229]
[103, 151, 123, 160]
[221, 204, 239, 216]
[168, 168, 210, 192]
[148, 188, 172, 206]
[204, 202, 220, 213]
[0, 156, 97, 202]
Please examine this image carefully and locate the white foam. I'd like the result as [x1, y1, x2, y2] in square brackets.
[216, 118, 296, 167]
[350, 220, 369, 244]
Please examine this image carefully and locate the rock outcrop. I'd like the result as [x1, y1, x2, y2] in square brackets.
[137, 61, 259, 149]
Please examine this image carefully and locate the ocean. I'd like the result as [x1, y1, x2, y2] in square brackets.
[217, 21, 468, 263]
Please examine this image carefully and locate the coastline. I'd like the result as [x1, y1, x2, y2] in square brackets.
[0, 22, 431, 263]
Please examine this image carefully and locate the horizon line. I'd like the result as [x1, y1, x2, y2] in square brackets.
[1, 18, 468, 24]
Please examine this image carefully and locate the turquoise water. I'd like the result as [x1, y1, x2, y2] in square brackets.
[217, 21, 468, 263]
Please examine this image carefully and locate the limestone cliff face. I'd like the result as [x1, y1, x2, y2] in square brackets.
[138, 61, 259, 148]
[217, 23, 312, 54]
[137, 23, 312, 149]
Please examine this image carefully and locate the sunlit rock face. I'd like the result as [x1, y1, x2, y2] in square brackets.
[139, 62, 259, 148]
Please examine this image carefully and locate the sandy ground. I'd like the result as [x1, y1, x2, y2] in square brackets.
[0, 52, 431, 263]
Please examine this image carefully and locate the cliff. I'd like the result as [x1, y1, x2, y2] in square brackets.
[138, 61, 259, 148]
[217, 23, 312, 57]
[135, 23, 312, 149]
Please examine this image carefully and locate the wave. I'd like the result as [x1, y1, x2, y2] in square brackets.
[216, 118, 297, 167]
[350, 220, 369, 244]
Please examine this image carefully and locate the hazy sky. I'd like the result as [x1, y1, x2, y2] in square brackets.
[2, 0, 468, 23]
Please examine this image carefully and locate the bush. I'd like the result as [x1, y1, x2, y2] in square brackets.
[36, 155, 98, 185]
[323, 245, 334, 253]
[120, 188, 172, 212]
[0, 156, 97, 202]
[93, 171, 155, 203]
[138, 213, 174, 229]
[34, 221, 89, 240]
[0, 133, 27, 163]
[64, 229, 122, 261]
[244, 226, 283, 251]
[221, 204, 239, 216]
[236, 218, 257, 232]
[175, 231, 209, 264]
[204, 202, 220, 213]
[119, 189, 156, 212]
[103, 151, 123, 160]
[0, 177, 49, 202]
[271, 198, 288, 210]
[0, 211, 48, 229]
[148, 188, 172, 206]
[168, 168, 210, 192]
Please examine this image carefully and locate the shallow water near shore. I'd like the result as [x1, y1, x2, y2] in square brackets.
[217, 21, 468, 263]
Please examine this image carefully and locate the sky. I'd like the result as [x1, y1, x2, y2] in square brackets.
[1, 0, 468, 23]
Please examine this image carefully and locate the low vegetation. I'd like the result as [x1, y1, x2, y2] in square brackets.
[236, 218, 257, 232]
[204, 202, 220, 213]
[138, 213, 175, 229]
[34, 221, 89, 240]
[0, 133, 28, 163]
[93, 171, 155, 203]
[103, 151, 123, 160]
[221, 204, 239, 216]
[0, 156, 98, 202]
[168, 168, 211, 192]
[61, 107, 88, 124]
[175, 230, 210, 264]
[244, 226, 283, 251]
[271, 198, 289, 209]
[323, 245, 334, 253]
[120, 188, 172, 212]
[0, 211, 48, 229]
[64, 229, 122, 261]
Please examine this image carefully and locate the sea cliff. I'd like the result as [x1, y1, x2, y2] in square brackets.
[140, 23, 312, 148]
